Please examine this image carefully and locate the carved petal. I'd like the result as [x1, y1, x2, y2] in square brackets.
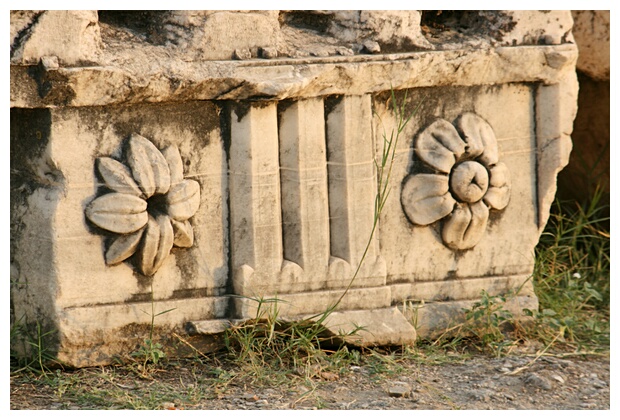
[488, 161, 510, 187]
[484, 162, 511, 210]
[162, 145, 184, 186]
[85, 193, 148, 234]
[137, 215, 174, 276]
[97, 157, 143, 197]
[455, 113, 499, 166]
[415, 119, 466, 173]
[105, 229, 144, 265]
[454, 113, 484, 159]
[166, 179, 201, 221]
[127, 133, 171, 198]
[442, 201, 489, 250]
[171, 219, 194, 248]
[401, 174, 456, 225]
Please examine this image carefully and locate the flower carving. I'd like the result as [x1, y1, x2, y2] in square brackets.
[401, 113, 511, 250]
[85, 134, 200, 275]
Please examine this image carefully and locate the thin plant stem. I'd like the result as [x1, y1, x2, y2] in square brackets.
[323, 89, 425, 318]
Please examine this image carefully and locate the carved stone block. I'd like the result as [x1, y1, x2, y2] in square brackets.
[10, 10, 579, 366]
[11, 103, 228, 366]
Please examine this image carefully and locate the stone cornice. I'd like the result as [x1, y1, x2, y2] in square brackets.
[11, 44, 577, 108]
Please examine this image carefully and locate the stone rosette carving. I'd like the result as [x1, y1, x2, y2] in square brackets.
[85, 134, 200, 275]
[401, 113, 511, 250]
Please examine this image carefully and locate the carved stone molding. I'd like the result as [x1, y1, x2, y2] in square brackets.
[85, 133, 200, 275]
[401, 112, 511, 250]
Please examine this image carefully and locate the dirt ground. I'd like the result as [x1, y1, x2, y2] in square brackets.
[10, 350, 610, 411]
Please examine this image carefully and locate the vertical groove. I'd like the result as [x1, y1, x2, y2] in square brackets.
[279, 98, 330, 270]
[229, 102, 282, 275]
[325, 95, 377, 266]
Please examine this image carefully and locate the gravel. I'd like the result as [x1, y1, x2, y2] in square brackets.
[10, 353, 609, 410]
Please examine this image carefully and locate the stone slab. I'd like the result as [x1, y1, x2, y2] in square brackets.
[390, 275, 534, 305]
[231, 286, 392, 319]
[323, 307, 416, 347]
[10, 45, 577, 108]
[56, 296, 228, 367]
[10, 102, 229, 366]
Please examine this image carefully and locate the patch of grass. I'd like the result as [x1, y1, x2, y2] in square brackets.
[129, 282, 176, 374]
[10, 318, 59, 376]
[461, 290, 520, 357]
[363, 349, 406, 379]
[526, 185, 610, 352]
[224, 296, 362, 385]
[11, 360, 230, 410]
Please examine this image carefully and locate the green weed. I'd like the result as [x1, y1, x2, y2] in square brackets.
[461, 290, 518, 357]
[10, 318, 59, 376]
[131, 282, 176, 371]
[224, 295, 361, 383]
[526, 185, 610, 351]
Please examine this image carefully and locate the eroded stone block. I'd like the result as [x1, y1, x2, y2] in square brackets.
[323, 307, 416, 347]
[10, 10, 580, 366]
[11, 102, 228, 366]
[10, 10, 102, 65]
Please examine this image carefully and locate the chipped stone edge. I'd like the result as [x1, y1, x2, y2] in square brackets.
[11, 44, 577, 108]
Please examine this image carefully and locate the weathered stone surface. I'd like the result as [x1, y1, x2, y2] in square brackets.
[84, 134, 202, 276]
[325, 11, 433, 51]
[441, 201, 489, 251]
[500, 11, 574, 46]
[96, 157, 143, 196]
[57, 296, 228, 367]
[163, 11, 280, 60]
[187, 319, 244, 335]
[126, 133, 171, 197]
[323, 307, 416, 347]
[325, 95, 378, 267]
[278, 98, 330, 271]
[419, 11, 574, 51]
[391, 274, 533, 304]
[535, 73, 578, 231]
[401, 174, 455, 226]
[10, 10, 102, 65]
[136, 214, 174, 276]
[10, 44, 578, 108]
[10, 10, 579, 366]
[166, 180, 201, 221]
[11, 102, 228, 366]
[228, 96, 386, 307]
[233, 287, 392, 320]
[376, 81, 574, 285]
[85, 193, 148, 234]
[571, 10, 610, 81]
[10, 10, 43, 46]
[402, 111, 512, 251]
